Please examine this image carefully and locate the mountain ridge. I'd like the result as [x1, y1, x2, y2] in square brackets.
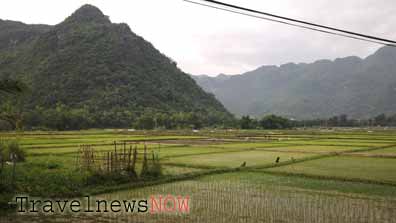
[0, 4, 232, 129]
[193, 46, 396, 119]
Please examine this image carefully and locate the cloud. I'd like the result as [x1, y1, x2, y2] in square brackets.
[181, 0, 396, 75]
[1, 0, 395, 75]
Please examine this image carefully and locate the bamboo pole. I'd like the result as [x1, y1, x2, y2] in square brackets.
[12, 154, 16, 185]
[128, 146, 132, 170]
[107, 152, 110, 173]
[123, 145, 126, 170]
[110, 152, 113, 172]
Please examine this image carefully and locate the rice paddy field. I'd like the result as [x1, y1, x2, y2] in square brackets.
[1, 128, 396, 222]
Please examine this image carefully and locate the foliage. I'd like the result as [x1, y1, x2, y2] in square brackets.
[0, 141, 4, 172]
[374, 113, 388, 126]
[295, 113, 396, 127]
[239, 114, 291, 129]
[259, 114, 291, 129]
[0, 95, 25, 130]
[0, 79, 26, 95]
[0, 6, 233, 131]
[240, 115, 268, 129]
[240, 116, 255, 129]
[135, 113, 155, 130]
[126, 147, 138, 178]
[1, 128, 396, 215]
[1, 139, 25, 162]
[140, 146, 149, 178]
[85, 172, 133, 186]
[140, 148, 162, 179]
[149, 152, 162, 178]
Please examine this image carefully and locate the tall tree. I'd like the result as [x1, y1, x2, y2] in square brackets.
[0, 79, 27, 130]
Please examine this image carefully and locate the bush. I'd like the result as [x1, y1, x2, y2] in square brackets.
[46, 162, 61, 169]
[260, 114, 291, 129]
[140, 151, 162, 179]
[3, 140, 25, 162]
[150, 153, 162, 178]
[0, 166, 14, 210]
[140, 148, 150, 178]
[0, 182, 13, 209]
[85, 172, 132, 186]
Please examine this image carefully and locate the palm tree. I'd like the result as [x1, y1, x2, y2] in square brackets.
[0, 79, 26, 95]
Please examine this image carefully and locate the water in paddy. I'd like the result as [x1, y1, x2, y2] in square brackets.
[2, 180, 396, 223]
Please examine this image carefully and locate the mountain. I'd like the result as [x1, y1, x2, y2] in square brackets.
[0, 19, 50, 51]
[0, 5, 231, 128]
[193, 46, 396, 119]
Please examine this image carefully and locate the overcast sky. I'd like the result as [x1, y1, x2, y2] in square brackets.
[1, 0, 395, 76]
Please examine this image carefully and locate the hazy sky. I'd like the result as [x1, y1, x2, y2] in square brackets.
[1, 0, 395, 76]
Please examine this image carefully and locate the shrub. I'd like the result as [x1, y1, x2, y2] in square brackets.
[0, 183, 13, 209]
[140, 150, 162, 180]
[150, 152, 162, 178]
[140, 147, 150, 178]
[85, 172, 132, 186]
[260, 114, 291, 129]
[46, 162, 61, 169]
[0, 139, 25, 164]
[125, 147, 138, 178]
[4, 140, 25, 162]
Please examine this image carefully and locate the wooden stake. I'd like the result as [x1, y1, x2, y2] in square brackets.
[107, 152, 110, 173]
[128, 146, 132, 170]
[12, 154, 16, 185]
[110, 152, 113, 172]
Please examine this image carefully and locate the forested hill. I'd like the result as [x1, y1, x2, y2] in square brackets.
[0, 5, 232, 129]
[193, 46, 396, 119]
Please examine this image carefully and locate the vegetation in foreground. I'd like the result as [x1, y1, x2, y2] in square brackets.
[3, 173, 396, 223]
[0, 128, 395, 208]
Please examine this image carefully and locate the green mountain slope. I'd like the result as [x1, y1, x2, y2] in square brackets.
[0, 5, 231, 129]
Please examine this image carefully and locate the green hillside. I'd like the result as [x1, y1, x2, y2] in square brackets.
[0, 5, 232, 129]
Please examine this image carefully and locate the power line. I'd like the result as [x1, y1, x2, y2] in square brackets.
[198, 0, 396, 45]
[184, 0, 393, 46]
[184, 0, 396, 47]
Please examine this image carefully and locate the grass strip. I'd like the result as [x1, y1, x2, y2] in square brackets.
[256, 170, 396, 187]
[83, 167, 240, 196]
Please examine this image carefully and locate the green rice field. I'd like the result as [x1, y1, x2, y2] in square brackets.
[1, 128, 396, 222]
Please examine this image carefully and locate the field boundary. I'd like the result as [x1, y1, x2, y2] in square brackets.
[84, 167, 240, 196]
[258, 170, 396, 187]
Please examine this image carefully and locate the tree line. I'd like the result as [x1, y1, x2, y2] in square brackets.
[296, 114, 396, 128]
[2, 103, 396, 131]
[0, 102, 234, 130]
[2, 79, 396, 130]
[236, 113, 396, 130]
